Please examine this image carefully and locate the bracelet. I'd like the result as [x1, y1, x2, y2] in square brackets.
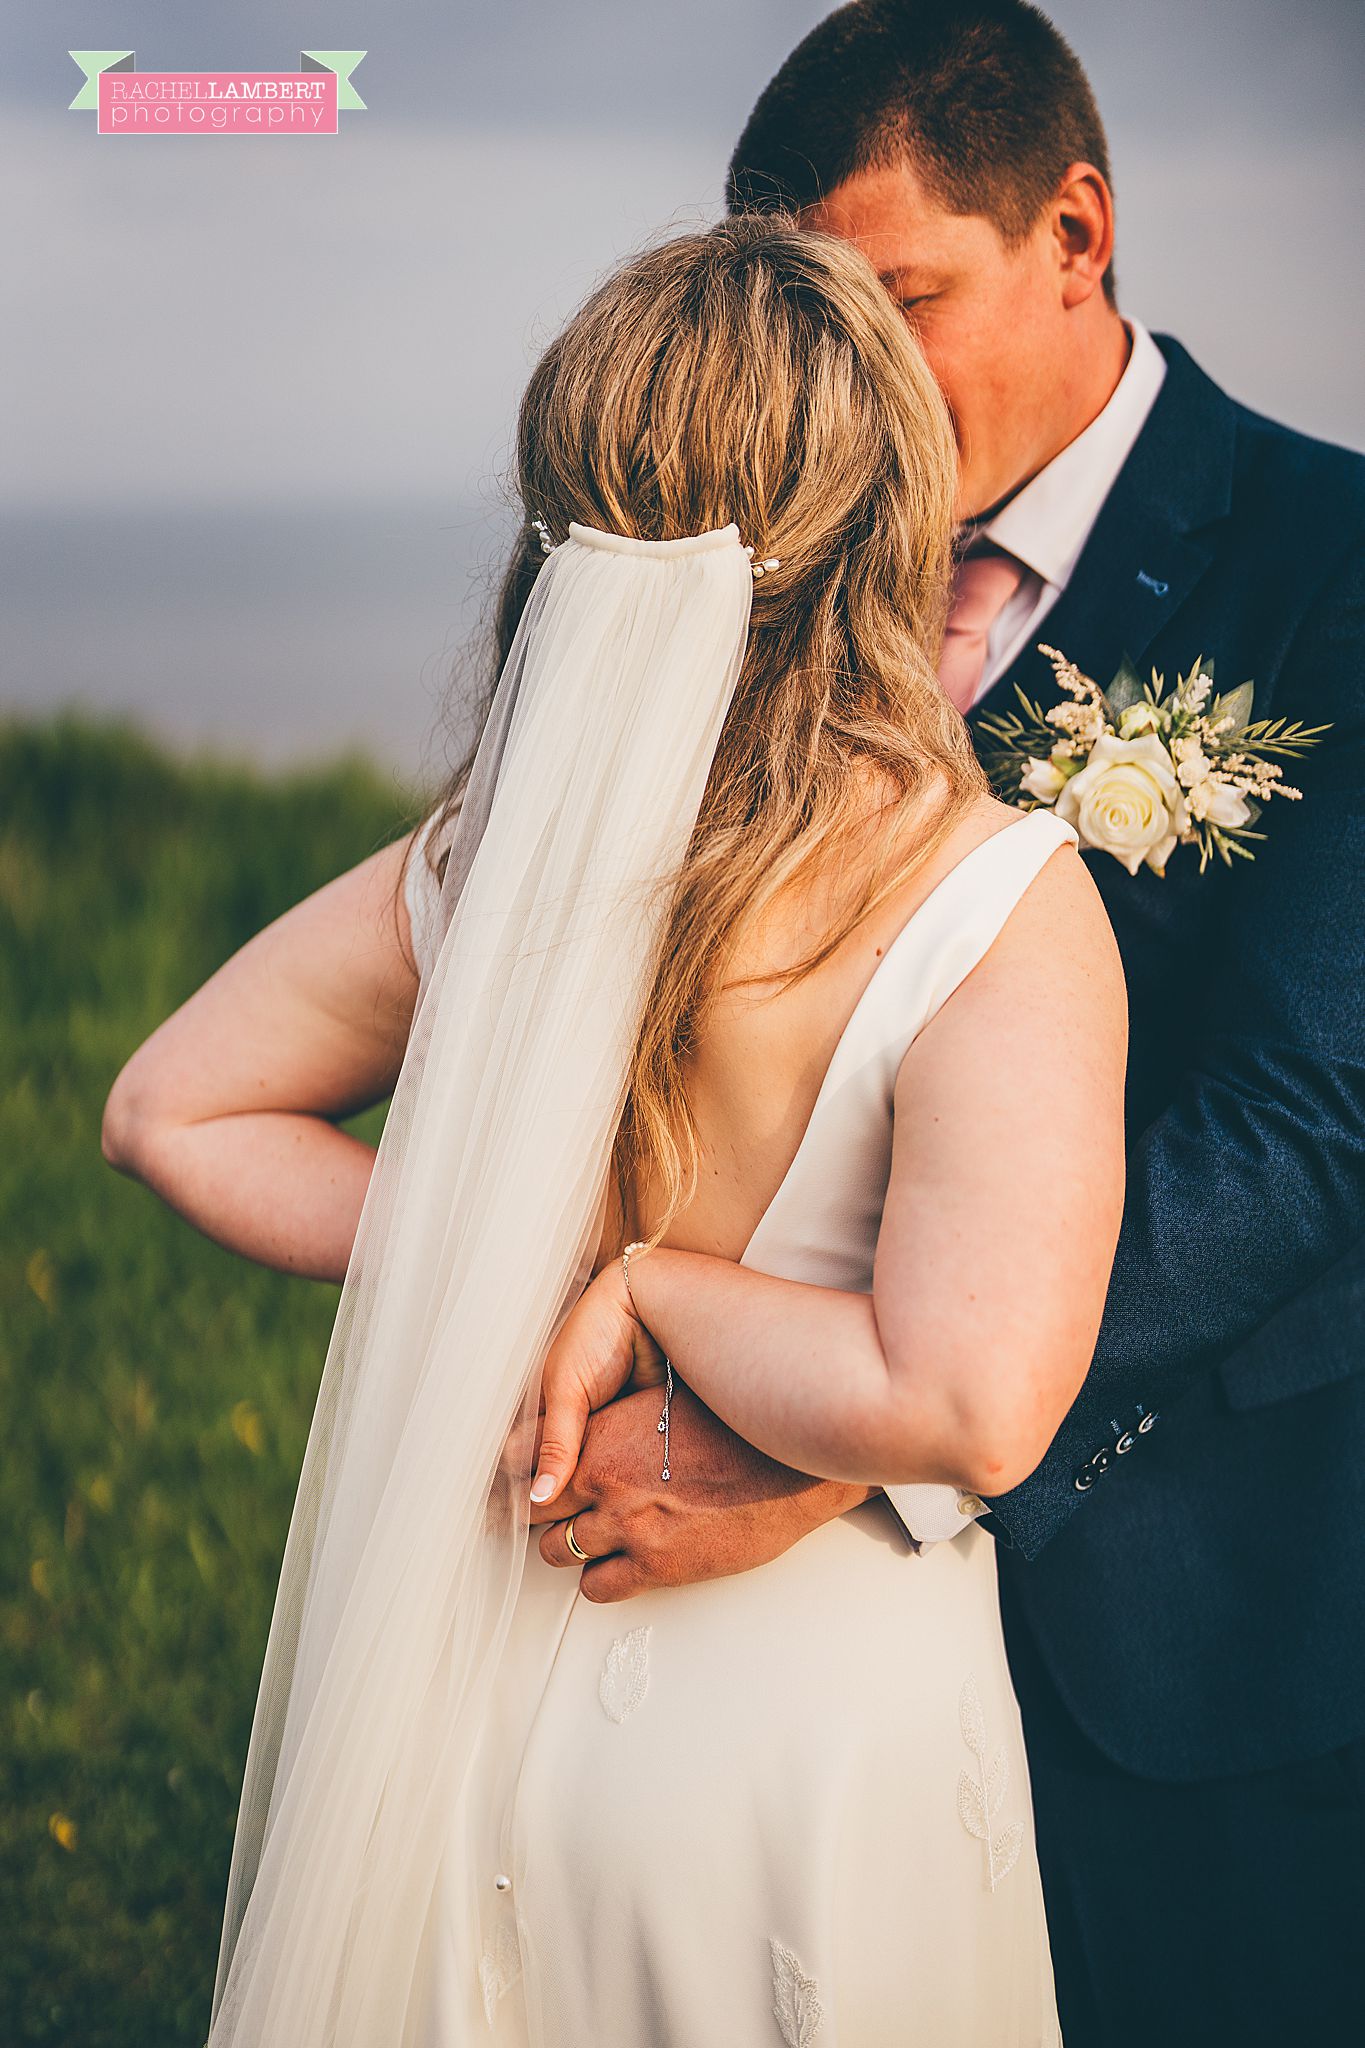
[620, 1240, 673, 1484]
[621, 1239, 650, 1312]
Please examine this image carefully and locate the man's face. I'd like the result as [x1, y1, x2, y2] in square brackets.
[806, 161, 1087, 523]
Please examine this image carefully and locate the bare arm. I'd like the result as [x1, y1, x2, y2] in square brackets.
[531, 844, 1127, 1504]
[101, 836, 421, 1282]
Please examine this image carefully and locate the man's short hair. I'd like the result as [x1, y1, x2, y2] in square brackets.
[728, 0, 1116, 303]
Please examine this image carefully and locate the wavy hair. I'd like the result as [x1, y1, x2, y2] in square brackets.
[415, 215, 986, 1241]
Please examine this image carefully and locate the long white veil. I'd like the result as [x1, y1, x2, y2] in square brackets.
[207, 520, 754, 2045]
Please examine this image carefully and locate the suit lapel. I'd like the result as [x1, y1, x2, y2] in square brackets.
[970, 337, 1238, 729]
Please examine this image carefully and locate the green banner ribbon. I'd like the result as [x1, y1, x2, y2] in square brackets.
[67, 53, 135, 111]
[299, 52, 368, 111]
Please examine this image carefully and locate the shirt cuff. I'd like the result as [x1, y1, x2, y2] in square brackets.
[881, 1482, 986, 1547]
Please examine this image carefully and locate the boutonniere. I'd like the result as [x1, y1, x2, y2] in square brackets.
[975, 644, 1330, 875]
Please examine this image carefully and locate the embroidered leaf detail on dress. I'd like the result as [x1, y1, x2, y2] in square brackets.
[769, 1936, 824, 2046]
[478, 1924, 521, 2024]
[599, 1624, 651, 1724]
[957, 1768, 988, 1840]
[990, 1821, 1025, 1889]
[957, 1675, 1022, 1892]
[959, 1674, 987, 1760]
[985, 1752, 1008, 1818]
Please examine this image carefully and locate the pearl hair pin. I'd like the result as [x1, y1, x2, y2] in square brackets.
[743, 544, 782, 579]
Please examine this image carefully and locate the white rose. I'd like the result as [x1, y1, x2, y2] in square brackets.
[1020, 756, 1067, 802]
[1117, 702, 1160, 739]
[1187, 777, 1251, 829]
[1055, 733, 1189, 876]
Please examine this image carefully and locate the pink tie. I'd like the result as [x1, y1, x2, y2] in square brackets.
[937, 545, 1028, 714]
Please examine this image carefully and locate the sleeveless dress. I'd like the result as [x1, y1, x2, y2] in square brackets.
[404, 808, 1074, 2047]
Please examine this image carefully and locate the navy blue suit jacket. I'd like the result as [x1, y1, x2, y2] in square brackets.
[975, 335, 1365, 1780]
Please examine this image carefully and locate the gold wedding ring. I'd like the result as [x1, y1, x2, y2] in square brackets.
[564, 1516, 591, 1562]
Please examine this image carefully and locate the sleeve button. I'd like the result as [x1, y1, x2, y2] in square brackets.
[1138, 1412, 1158, 1434]
[1115, 1432, 1135, 1455]
[1074, 1468, 1095, 1492]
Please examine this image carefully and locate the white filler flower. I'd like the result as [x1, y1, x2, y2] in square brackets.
[1187, 777, 1253, 829]
[1020, 755, 1068, 802]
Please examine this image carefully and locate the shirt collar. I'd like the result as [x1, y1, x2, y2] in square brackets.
[963, 318, 1168, 592]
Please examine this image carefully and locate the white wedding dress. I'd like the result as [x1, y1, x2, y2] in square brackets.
[402, 808, 1070, 2047]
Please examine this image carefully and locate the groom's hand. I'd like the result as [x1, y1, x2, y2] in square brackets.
[529, 1379, 875, 1601]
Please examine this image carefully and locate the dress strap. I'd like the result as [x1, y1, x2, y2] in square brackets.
[831, 807, 1079, 1081]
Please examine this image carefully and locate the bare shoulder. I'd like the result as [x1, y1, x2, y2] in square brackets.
[988, 832, 1125, 1012]
[907, 789, 1123, 1005]
[899, 824, 1127, 1099]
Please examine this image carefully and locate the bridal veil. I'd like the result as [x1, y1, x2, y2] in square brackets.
[207, 521, 754, 2044]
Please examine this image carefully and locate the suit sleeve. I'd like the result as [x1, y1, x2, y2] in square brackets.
[984, 529, 1365, 1560]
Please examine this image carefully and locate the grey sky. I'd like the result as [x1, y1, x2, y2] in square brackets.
[4, 2, 1362, 773]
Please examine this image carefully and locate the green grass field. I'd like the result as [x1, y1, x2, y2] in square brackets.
[0, 719, 420, 2046]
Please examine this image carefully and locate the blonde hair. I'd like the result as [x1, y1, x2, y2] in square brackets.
[420, 215, 987, 1240]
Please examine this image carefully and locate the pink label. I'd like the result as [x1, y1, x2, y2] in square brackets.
[98, 72, 339, 135]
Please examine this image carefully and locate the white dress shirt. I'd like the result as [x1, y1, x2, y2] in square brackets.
[882, 318, 1167, 1549]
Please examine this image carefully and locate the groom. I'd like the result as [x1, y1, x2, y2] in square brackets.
[532, 3, 1365, 2039]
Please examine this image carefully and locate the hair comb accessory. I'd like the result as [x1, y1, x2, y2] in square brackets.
[534, 518, 777, 577]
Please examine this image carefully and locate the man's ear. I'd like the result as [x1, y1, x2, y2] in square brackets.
[1052, 161, 1115, 308]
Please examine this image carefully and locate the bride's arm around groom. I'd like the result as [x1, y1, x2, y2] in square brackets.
[529, 823, 1127, 1514]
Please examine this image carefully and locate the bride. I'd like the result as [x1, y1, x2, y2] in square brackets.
[104, 216, 1125, 2045]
